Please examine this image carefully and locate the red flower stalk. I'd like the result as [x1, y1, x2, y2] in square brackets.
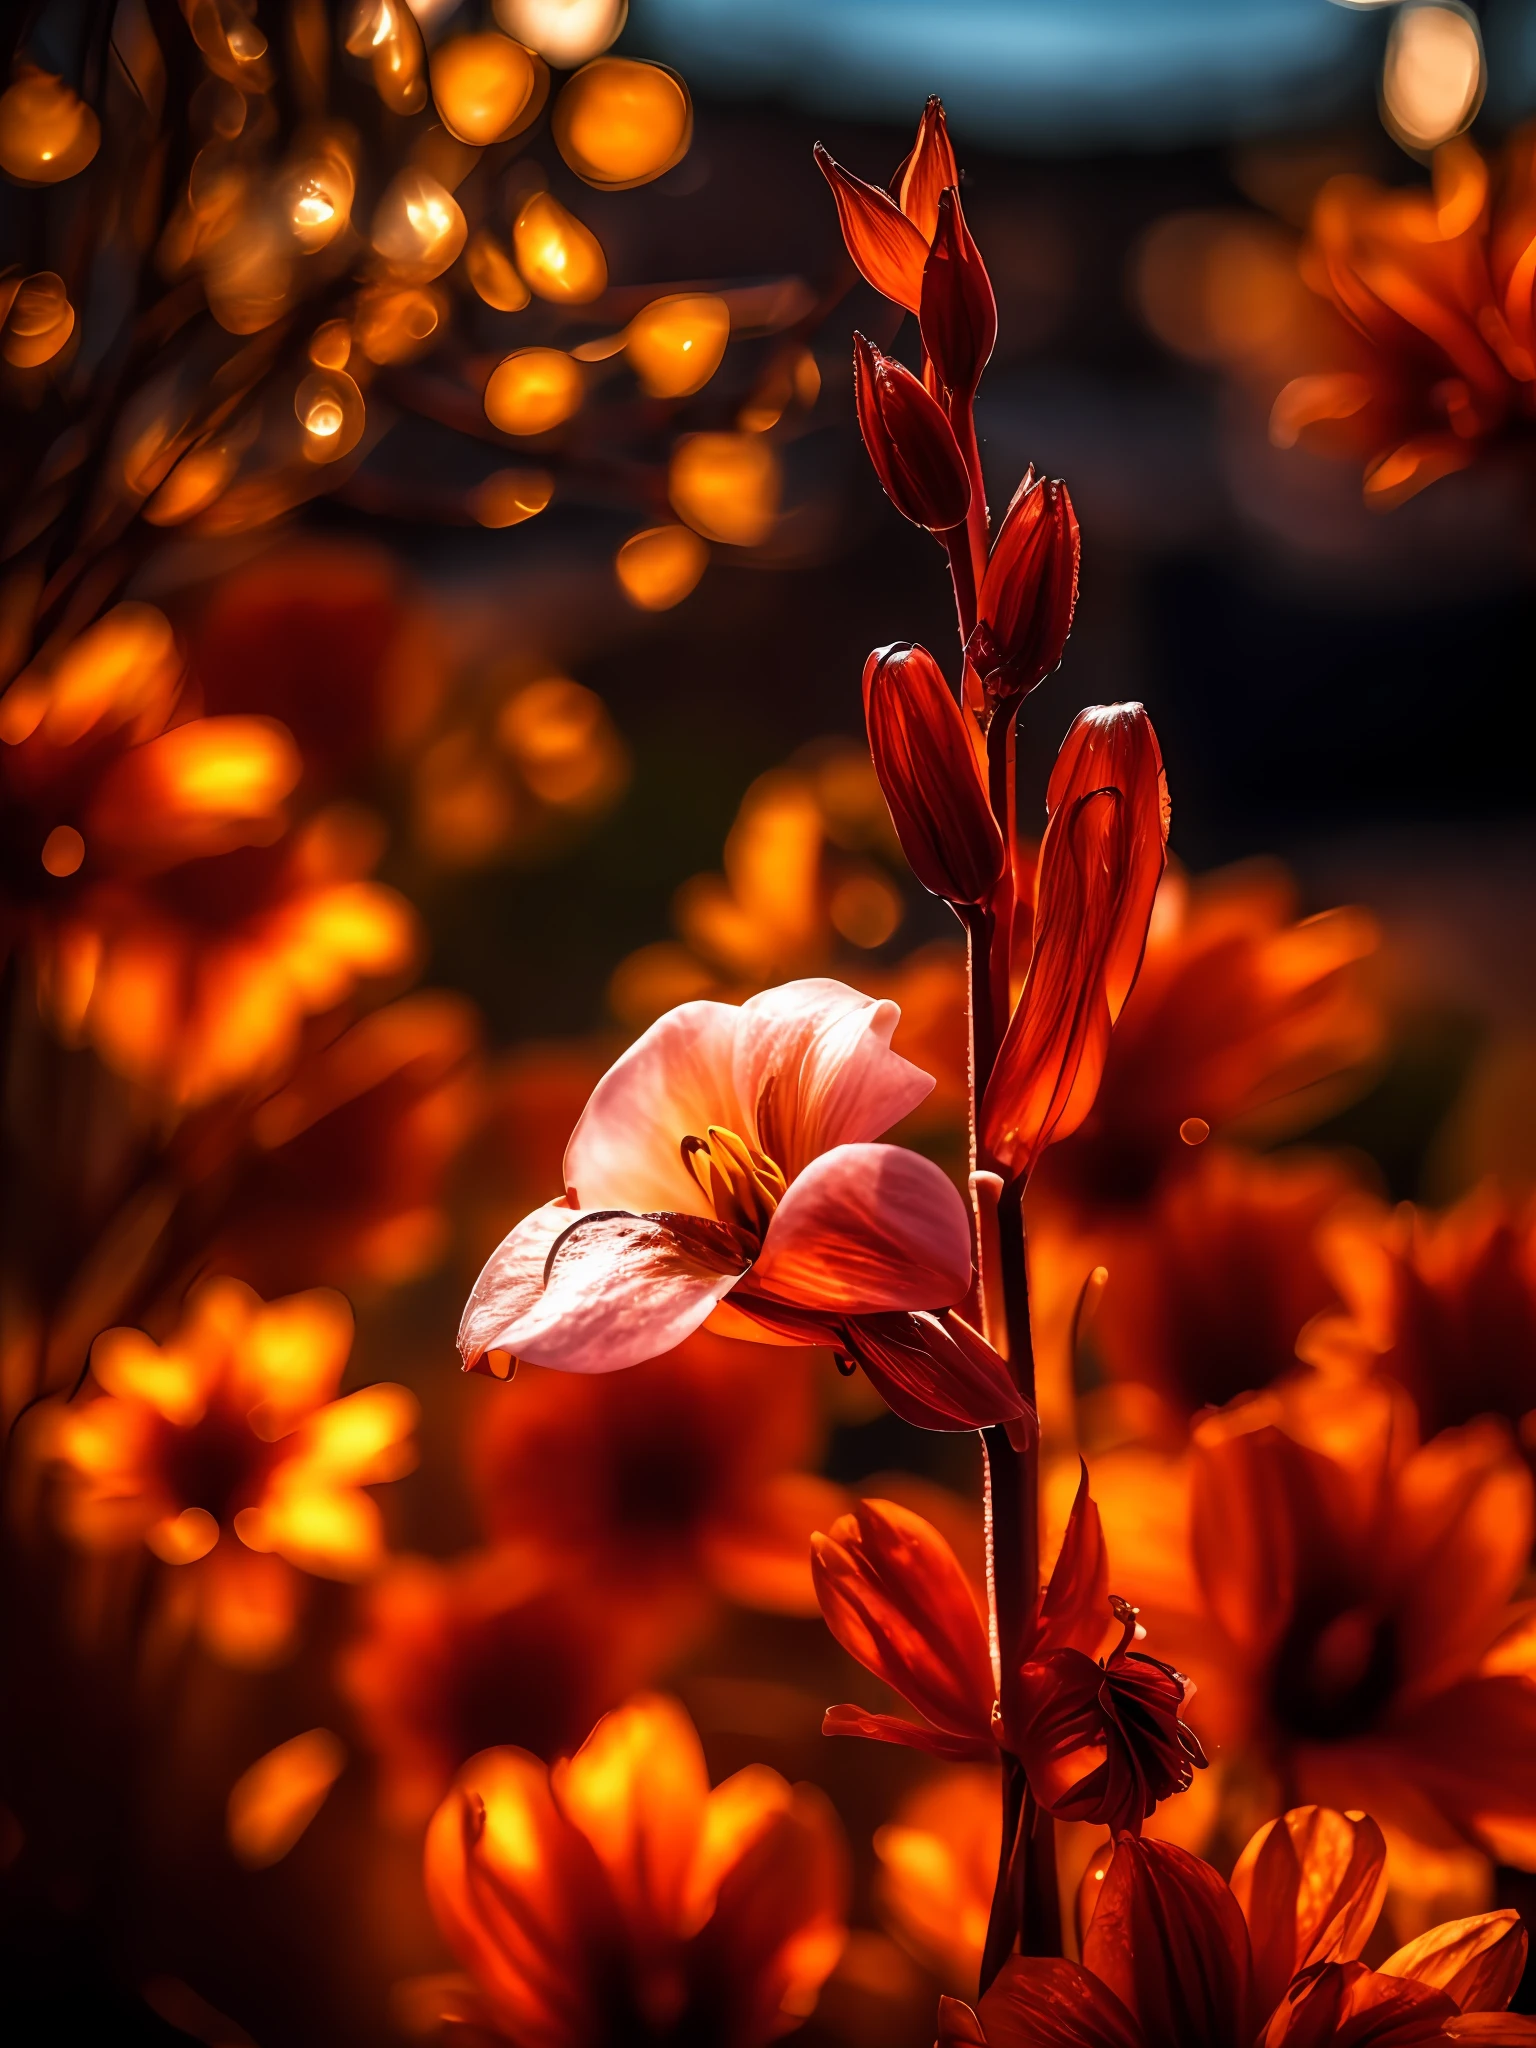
[981, 704, 1169, 1180]
[938, 1806, 1536, 2048]
[853, 333, 971, 532]
[863, 642, 1003, 906]
[967, 471, 1081, 713]
[811, 1470, 1204, 1833]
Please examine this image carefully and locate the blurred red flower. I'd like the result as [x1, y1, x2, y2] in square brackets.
[423, 1693, 848, 2046]
[941, 1804, 1536, 2048]
[1094, 1376, 1536, 1890]
[1307, 1184, 1536, 1449]
[339, 1546, 656, 1827]
[470, 1331, 843, 1625]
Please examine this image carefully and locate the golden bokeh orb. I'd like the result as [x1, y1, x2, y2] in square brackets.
[615, 526, 709, 610]
[0, 70, 100, 184]
[430, 32, 542, 146]
[484, 348, 584, 435]
[552, 57, 691, 189]
[511, 192, 607, 302]
[668, 433, 781, 547]
[625, 294, 730, 398]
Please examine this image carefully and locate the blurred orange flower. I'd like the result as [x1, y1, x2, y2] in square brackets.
[47, 1276, 417, 1664]
[943, 1805, 1536, 2048]
[1272, 135, 1536, 508]
[1032, 864, 1380, 1226]
[423, 1692, 849, 2046]
[1082, 1147, 1361, 1441]
[340, 1546, 657, 1827]
[471, 1331, 844, 1625]
[1307, 1184, 1536, 1449]
[1094, 1376, 1536, 1897]
[37, 805, 419, 1106]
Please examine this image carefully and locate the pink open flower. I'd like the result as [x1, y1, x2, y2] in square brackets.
[459, 980, 1024, 1432]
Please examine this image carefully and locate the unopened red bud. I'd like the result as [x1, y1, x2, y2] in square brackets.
[853, 333, 972, 532]
[967, 471, 1079, 708]
[863, 642, 1003, 905]
[920, 187, 996, 400]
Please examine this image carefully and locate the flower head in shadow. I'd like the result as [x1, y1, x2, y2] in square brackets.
[423, 1693, 848, 2047]
[941, 1804, 1535, 2048]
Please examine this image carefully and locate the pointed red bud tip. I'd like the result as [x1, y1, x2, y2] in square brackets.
[920, 187, 997, 401]
[968, 471, 1080, 710]
[814, 141, 929, 313]
[853, 333, 972, 533]
[863, 642, 1003, 906]
[894, 97, 960, 242]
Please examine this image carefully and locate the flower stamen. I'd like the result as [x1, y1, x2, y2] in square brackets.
[680, 1124, 786, 1246]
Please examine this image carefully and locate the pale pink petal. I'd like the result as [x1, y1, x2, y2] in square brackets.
[457, 1201, 747, 1374]
[749, 1143, 972, 1315]
[733, 980, 936, 1174]
[564, 1001, 749, 1216]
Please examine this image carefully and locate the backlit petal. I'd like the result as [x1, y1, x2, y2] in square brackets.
[457, 1200, 747, 1374]
[732, 980, 937, 1171]
[972, 1956, 1144, 2048]
[1381, 1911, 1528, 2014]
[1083, 1834, 1253, 2048]
[814, 143, 929, 311]
[1232, 1806, 1388, 2023]
[751, 1144, 971, 1315]
[1036, 1462, 1110, 1657]
[811, 1498, 995, 1744]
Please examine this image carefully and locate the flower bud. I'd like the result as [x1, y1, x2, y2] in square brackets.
[920, 187, 996, 399]
[967, 471, 1079, 709]
[863, 642, 1002, 905]
[853, 334, 971, 532]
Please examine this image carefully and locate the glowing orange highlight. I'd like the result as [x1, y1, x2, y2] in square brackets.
[625, 293, 729, 397]
[226, 1729, 346, 1867]
[484, 348, 583, 435]
[615, 525, 708, 609]
[0, 69, 100, 183]
[553, 57, 692, 189]
[668, 432, 780, 546]
[511, 191, 606, 303]
[430, 33, 542, 145]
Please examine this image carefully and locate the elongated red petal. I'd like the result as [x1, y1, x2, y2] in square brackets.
[854, 334, 972, 532]
[1381, 1912, 1528, 2016]
[1034, 1461, 1109, 1657]
[969, 473, 1080, 709]
[980, 705, 1168, 1180]
[980, 790, 1119, 1179]
[921, 186, 997, 400]
[1231, 1807, 1388, 2024]
[1083, 1834, 1253, 2048]
[810, 1497, 996, 1745]
[895, 97, 960, 243]
[821, 1702, 996, 1762]
[863, 641, 1003, 905]
[1045, 702, 1170, 1019]
[971, 1958, 1144, 2048]
[814, 142, 930, 312]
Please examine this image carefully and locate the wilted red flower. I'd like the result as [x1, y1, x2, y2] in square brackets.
[1308, 1185, 1536, 1448]
[1094, 1375, 1536, 1884]
[940, 1804, 1536, 2048]
[1271, 136, 1536, 508]
[469, 1332, 842, 1625]
[1084, 1147, 1362, 1435]
[423, 1693, 849, 2047]
[1032, 863, 1381, 1223]
[339, 1546, 656, 1825]
[966, 472, 1080, 713]
[45, 1276, 417, 1664]
[814, 98, 959, 314]
[853, 334, 971, 532]
[863, 641, 1003, 906]
[812, 1472, 1204, 1833]
[981, 705, 1169, 1181]
[458, 979, 1026, 1433]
